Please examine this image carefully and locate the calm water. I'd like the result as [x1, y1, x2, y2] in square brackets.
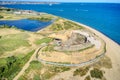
[0, 19, 52, 31]
[1, 3, 120, 44]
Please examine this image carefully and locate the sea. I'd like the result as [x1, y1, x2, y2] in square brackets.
[0, 3, 120, 44]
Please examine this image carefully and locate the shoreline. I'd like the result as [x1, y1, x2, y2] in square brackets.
[37, 18, 120, 80]
[69, 19, 120, 46]
[69, 20, 120, 80]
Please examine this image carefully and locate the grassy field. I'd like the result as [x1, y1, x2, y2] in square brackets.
[0, 33, 30, 56]
[49, 19, 83, 31]
[35, 37, 53, 45]
[0, 50, 35, 80]
[18, 61, 70, 80]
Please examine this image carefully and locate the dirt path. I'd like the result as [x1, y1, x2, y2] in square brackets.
[13, 46, 42, 80]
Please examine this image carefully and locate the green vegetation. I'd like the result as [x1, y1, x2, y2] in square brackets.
[64, 21, 83, 29]
[33, 74, 41, 80]
[78, 44, 94, 52]
[0, 8, 13, 11]
[41, 66, 70, 80]
[50, 23, 64, 31]
[42, 45, 54, 52]
[90, 68, 103, 79]
[0, 33, 30, 55]
[73, 66, 89, 76]
[29, 17, 52, 22]
[49, 20, 83, 31]
[35, 37, 53, 45]
[93, 56, 112, 69]
[49, 66, 70, 73]
[0, 50, 35, 80]
[0, 15, 3, 19]
[19, 61, 70, 80]
[26, 61, 43, 71]
[84, 75, 91, 80]
[0, 25, 11, 28]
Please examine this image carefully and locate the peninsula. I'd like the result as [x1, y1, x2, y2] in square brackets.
[0, 1, 59, 5]
[0, 7, 120, 80]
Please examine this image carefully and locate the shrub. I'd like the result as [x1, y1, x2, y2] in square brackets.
[50, 66, 70, 73]
[84, 75, 91, 80]
[0, 50, 35, 79]
[33, 74, 41, 80]
[0, 15, 3, 19]
[90, 68, 103, 79]
[73, 67, 89, 76]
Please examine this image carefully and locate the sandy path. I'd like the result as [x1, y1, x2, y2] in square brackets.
[13, 46, 42, 80]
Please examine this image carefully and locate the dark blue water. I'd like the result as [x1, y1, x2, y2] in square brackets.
[0, 19, 52, 31]
[1, 3, 120, 44]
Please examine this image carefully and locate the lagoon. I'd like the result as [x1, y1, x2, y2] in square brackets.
[0, 19, 52, 31]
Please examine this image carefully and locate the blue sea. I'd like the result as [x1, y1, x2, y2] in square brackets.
[1, 3, 120, 44]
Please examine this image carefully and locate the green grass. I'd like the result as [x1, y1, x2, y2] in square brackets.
[84, 75, 91, 80]
[90, 68, 103, 79]
[0, 15, 3, 19]
[0, 33, 30, 56]
[42, 45, 54, 52]
[33, 74, 41, 80]
[35, 37, 53, 45]
[19, 61, 43, 80]
[27, 61, 43, 70]
[49, 19, 83, 31]
[49, 66, 70, 73]
[28, 17, 52, 22]
[0, 50, 35, 80]
[19, 62, 70, 80]
[66, 21, 83, 29]
[73, 66, 89, 76]
[93, 56, 112, 69]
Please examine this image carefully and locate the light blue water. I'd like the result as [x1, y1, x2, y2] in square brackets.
[0, 19, 52, 31]
[1, 3, 120, 44]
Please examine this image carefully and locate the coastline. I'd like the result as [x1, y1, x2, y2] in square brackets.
[69, 20, 120, 80]
[37, 18, 120, 80]
[1, 6, 120, 79]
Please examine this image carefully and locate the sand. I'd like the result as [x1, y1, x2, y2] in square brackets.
[37, 19, 120, 80]
[71, 21, 120, 80]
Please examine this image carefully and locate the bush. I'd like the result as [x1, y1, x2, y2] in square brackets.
[33, 74, 41, 80]
[0, 15, 3, 19]
[73, 67, 89, 76]
[84, 75, 91, 80]
[50, 66, 70, 73]
[0, 50, 35, 80]
[90, 68, 103, 79]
